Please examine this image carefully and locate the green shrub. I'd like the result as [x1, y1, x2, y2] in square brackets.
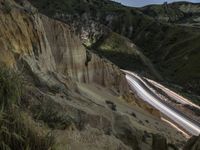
[2, 0, 12, 13]
[0, 68, 55, 150]
[0, 68, 22, 109]
[0, 109, 55, 150]
[32, 101, 73, 130]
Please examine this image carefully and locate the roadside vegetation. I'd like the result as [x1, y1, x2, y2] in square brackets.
[0, 68, 55, 150]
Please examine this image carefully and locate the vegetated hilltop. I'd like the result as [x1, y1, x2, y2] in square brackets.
[141, 1, 200, 27]
[0, 0, 194, 149]
[29, 0, 200, 103]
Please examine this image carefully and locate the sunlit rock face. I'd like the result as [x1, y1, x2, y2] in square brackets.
[0, 0, 129, 96]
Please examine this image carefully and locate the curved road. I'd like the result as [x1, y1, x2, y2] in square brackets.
[123, 70, 200, 136]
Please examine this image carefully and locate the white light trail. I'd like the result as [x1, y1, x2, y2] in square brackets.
[161, 117, 190, 139]
[146, 78, 200, 110]
[126, 74, 200, 136]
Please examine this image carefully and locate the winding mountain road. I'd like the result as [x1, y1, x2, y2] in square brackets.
[123, 70, 200, 136]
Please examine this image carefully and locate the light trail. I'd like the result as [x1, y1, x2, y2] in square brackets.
[145, 78, 200, 110]
[125, 72, 200, 136]
[161, 117, 190, 139]
[124, 70, 200, 109]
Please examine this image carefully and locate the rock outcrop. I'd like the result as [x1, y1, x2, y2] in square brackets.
[0, 0, 129, 97]
[0, 0, 192, 149]
[29, 0, 200, 98]
[184, 135, 200, 150]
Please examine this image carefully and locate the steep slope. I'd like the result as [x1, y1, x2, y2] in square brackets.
[29, 0, 200, 102]
[0, 0, 129, 95]
[0, 0, 190, 149]
[91, 32, 162, 79]
[28, 0, 162, 79]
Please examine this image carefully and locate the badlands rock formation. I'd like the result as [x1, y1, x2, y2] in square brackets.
[0, 0, 128, 95]
[30, 0, 200, 98]
[0, 0, 197, 149]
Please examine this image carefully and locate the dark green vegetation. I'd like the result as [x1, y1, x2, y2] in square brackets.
[29, 0, 200, 102]
[91, 32, 150, 73]
[28, 0, 124, 16]
[2, 0, 12, 13]
[0, 68, 22, 108]
[0, 68, 55, 150]
[31, 100, 73, 130]
[141, 2, 200, 26]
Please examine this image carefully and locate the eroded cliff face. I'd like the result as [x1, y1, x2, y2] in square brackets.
[0, 0, 190, 149]
[29, 0, 200, 97]
[0, 0, 129, 96]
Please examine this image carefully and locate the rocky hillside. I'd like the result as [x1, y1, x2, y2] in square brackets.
[28, 0, 162, 79]
[0, 0, 196, 149]
[29, 0, 200, 104]
[0, 0, 130, 94]
[142, 2, 200, 27]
